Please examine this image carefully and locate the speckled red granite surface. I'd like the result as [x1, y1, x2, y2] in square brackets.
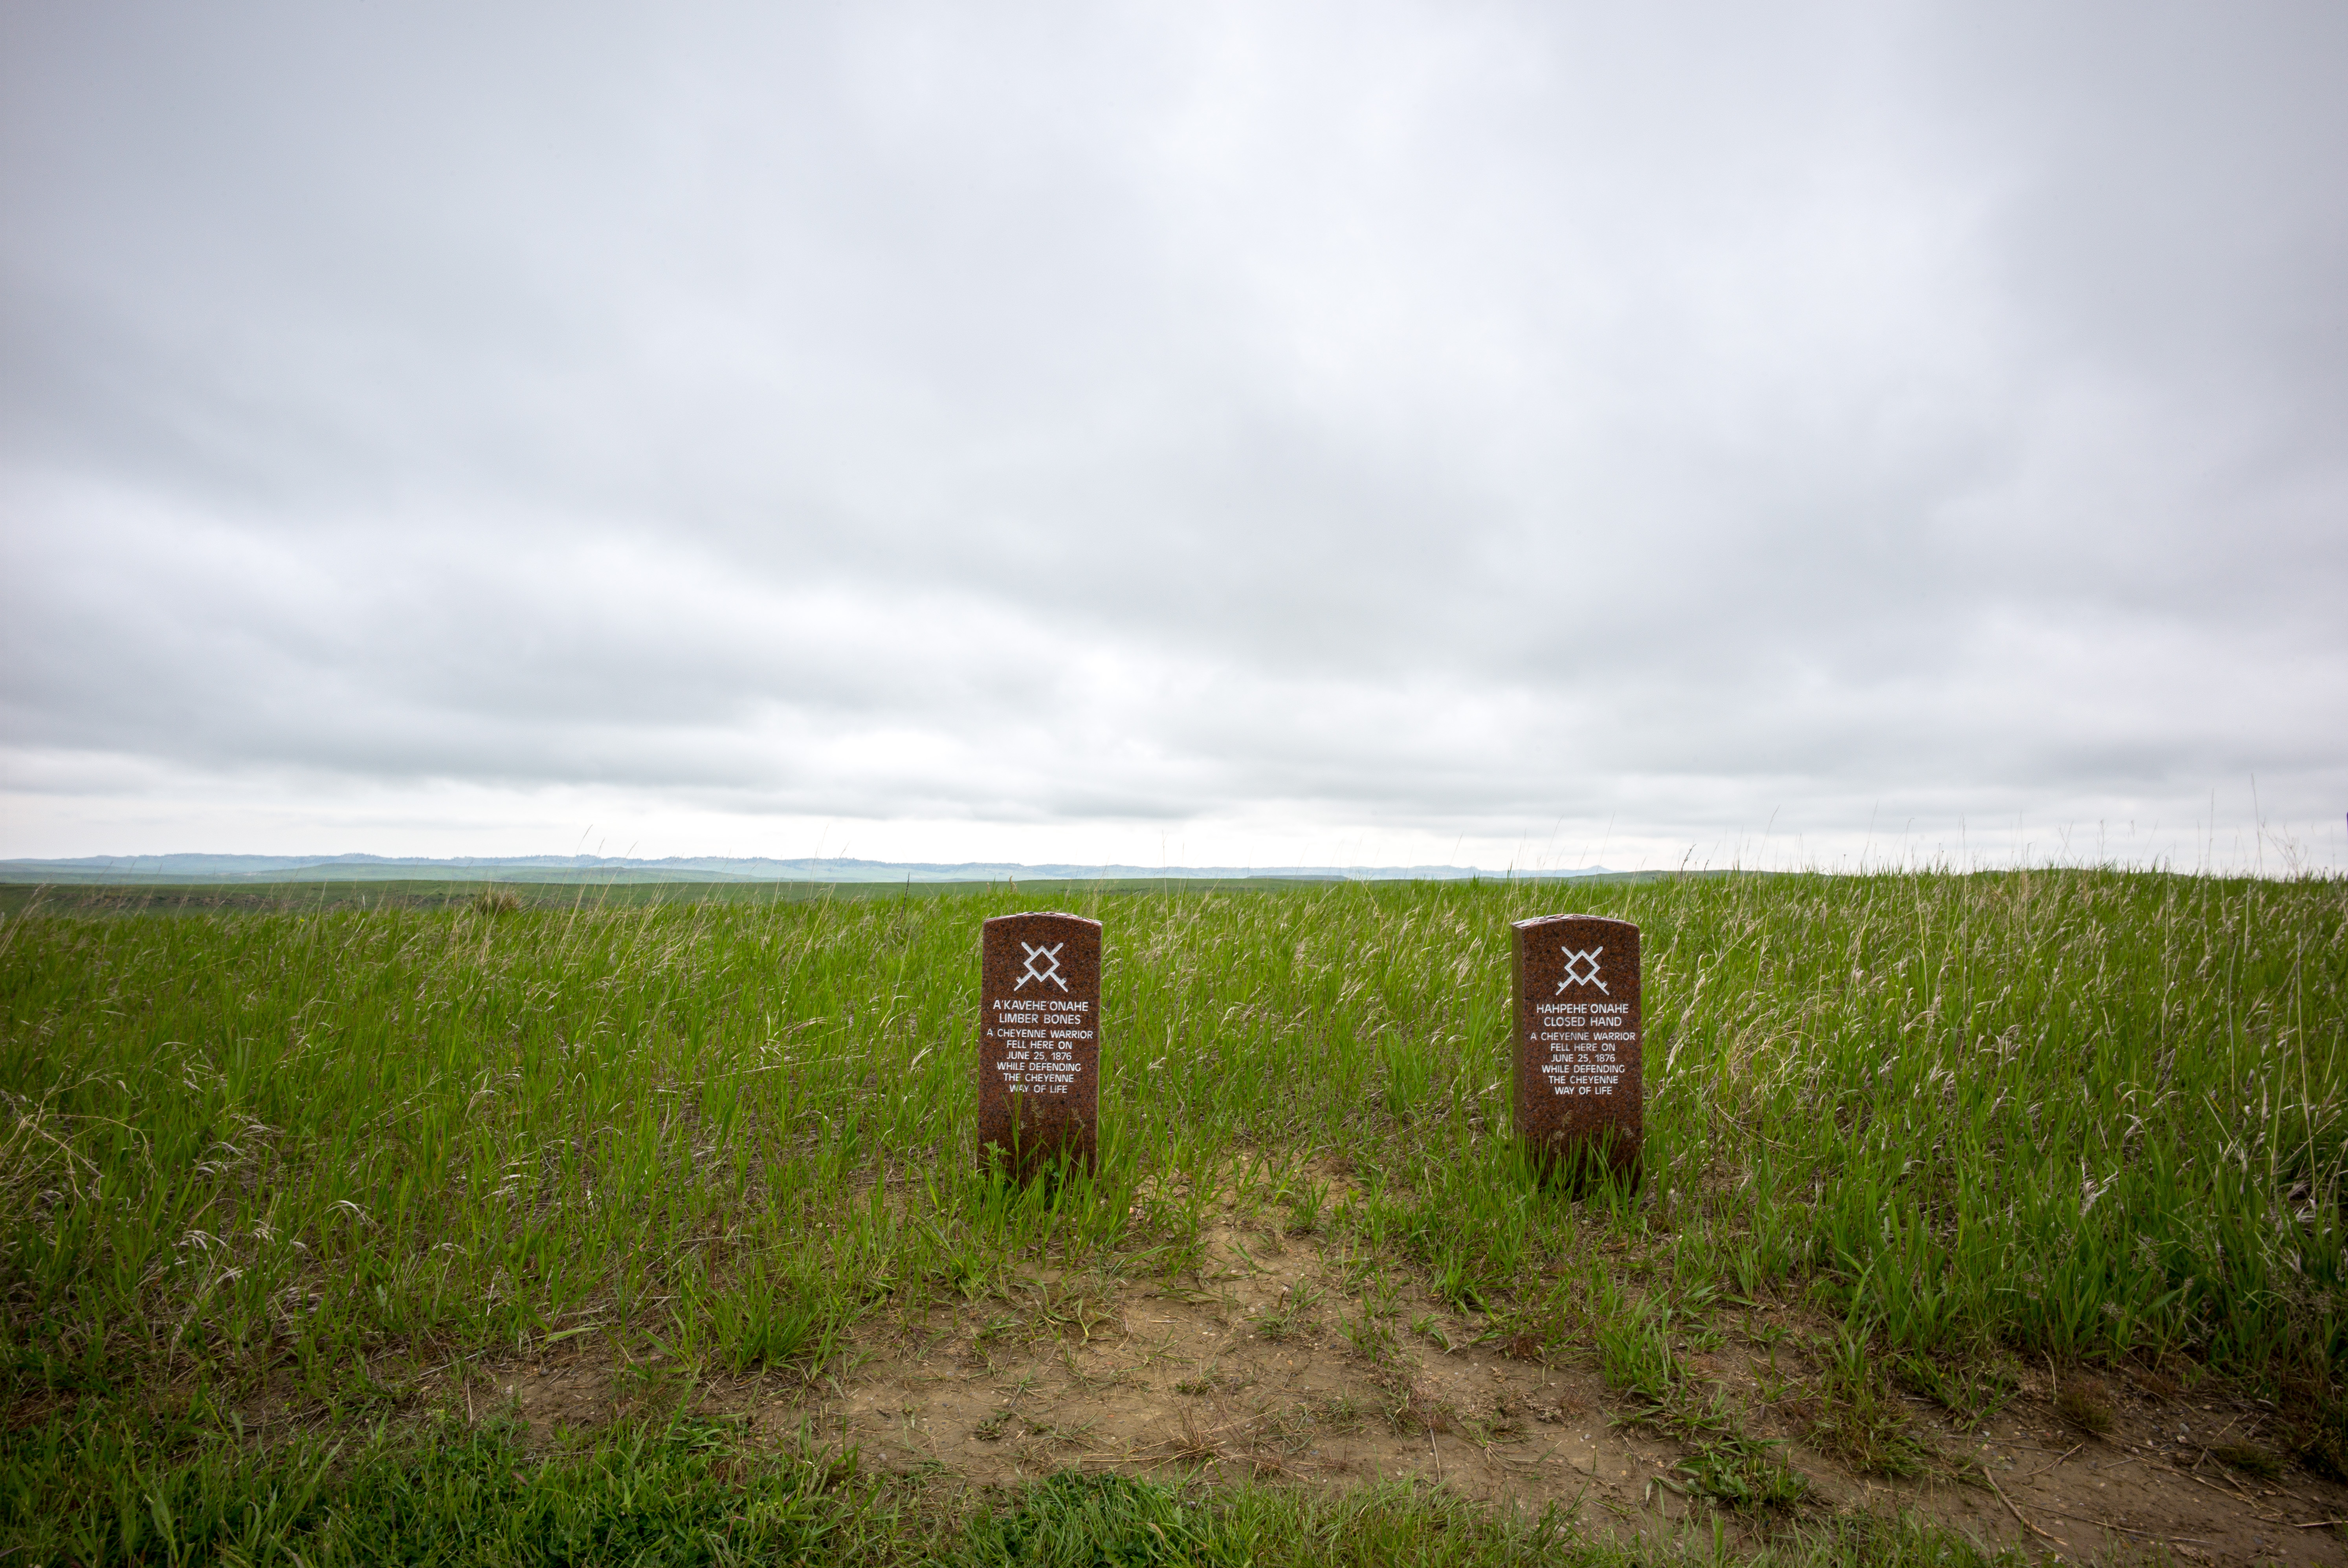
[1512, 913, 1642, 1188]
[978, 911, 1102, 1179]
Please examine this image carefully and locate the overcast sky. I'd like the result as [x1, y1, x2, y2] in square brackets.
[3, 2, 2342, 873]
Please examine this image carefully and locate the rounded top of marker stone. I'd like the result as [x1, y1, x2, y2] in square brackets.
[983, 910, 1101, 932]
[1512, 912, 1638, 933]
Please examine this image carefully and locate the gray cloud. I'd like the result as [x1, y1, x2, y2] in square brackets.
[4, 1, 2342, 868]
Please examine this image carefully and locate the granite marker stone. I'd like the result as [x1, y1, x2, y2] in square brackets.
[1512, 914, 1642, 1188]
[978, 911, 1102, 1180]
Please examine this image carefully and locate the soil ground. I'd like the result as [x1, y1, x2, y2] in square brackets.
[442, 1212, 2348, 1568]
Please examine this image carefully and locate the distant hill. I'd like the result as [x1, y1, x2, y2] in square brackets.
[0, 853, 1612, 885]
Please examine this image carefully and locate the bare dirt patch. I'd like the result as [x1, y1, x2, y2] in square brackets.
[443, 1218, 2348, 1566]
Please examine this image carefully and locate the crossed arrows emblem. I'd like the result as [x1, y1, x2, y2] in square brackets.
[1556, 945, 1607, 994]
[1015, 941, 1067, 991]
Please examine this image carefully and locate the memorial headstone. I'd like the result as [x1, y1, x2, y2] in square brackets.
[1512, 914, 1642, 1188]
[978, 911, 1102, 1180]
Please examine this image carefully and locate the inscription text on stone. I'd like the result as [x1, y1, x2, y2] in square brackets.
[985, 995, 1094, 1096]
[1529, 997, 1635, 1095]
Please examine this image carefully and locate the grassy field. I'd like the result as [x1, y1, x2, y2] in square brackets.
[2, 870, 2342, 1563]
[0, 874, 1365, 919]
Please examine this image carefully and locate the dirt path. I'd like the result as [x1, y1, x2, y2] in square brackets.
[486, 1218, 2348, 1567]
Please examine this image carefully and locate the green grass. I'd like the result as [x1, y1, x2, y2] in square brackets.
[0, 1403, 2035, 1565]
[3, 869, 2343, 1555]
[0, 875, 1381, 918]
